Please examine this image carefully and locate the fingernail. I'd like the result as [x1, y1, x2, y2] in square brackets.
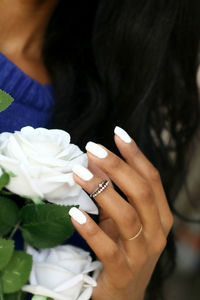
[69, 207, 87, 224]
[72, 164, 94, 181]
[85, 142, 108, 159]
[114, 126, 132, 143]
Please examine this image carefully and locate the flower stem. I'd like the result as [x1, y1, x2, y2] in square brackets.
[31, 197, 44, 205]
[17, 291, 22, 300]
[8, 221, 21, 239]
[32, 296, 49, 300]
[0, 275, 4, 300]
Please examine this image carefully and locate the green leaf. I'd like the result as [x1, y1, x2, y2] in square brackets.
[0, 172, 10, 191]
[32, 296, 53, 300]
[0, 190, 13, 196]
[5, 291, 27, 300]
[6, 172, 16, 178]
[0, 90, 14, 113]
[2, 251, 32, 294]
[0, 239, 14, 271]
[0, 197, 19, 236]
[5, 294, 16, 300]
[20, 204, 75, 248]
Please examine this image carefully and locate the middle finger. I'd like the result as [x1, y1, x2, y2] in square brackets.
[72, 164, 142, 242]
[85, 142, 162, 237]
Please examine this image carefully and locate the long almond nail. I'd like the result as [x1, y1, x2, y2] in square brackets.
[69, 207, 87, 224]
[85, 142, 108, 159]
[72, 164, 94, 181]
[114, 126, 132, 143]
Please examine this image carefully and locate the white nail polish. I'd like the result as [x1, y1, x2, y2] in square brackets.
[69, 207, 87, 224]
[114, 126, 132, 143]
[85, 142, 108, 159]
[72, 164, 94, 181]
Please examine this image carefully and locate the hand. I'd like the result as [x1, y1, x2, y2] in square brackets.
[70, 127, 174, 300]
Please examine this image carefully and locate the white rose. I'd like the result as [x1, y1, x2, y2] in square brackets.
[22, 245, 102, 300]
[0, 126, 97, 214]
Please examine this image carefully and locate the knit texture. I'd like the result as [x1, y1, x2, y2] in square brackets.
[0, 52, 55, 133]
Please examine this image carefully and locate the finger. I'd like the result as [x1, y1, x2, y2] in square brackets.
[81, 161, 120, 242]
[88, 160, 113, 223]
[88, 159, 110, 182]
[69, 207, 129, 279]
[85, 141, 161, 237]
[113, 127, 173, 235]
[72, 164, 142, 241]
[72, 164, 147, 263]
[99, 210, 120, 242]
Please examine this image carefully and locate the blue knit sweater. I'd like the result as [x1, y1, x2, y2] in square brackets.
[0, 52, 55, 133]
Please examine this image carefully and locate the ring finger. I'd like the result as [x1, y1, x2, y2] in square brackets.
[72, 164, 142, 242]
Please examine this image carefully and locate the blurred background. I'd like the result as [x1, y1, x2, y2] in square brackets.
[164, 130, 200, 300]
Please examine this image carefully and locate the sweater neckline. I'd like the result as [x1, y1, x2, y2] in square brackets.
[0, 52, 55, 111]
[0, 52, 52, 89]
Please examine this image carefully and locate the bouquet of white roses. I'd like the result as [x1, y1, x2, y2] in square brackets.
[0, 125, 101, 300]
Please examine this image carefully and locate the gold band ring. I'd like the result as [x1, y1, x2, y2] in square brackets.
[128, 225, 143, 241]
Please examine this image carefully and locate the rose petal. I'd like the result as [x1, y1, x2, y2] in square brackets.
[34, 263, 74, 289]
[5, 135, 29, 163]
[0, 155, 43, 198]
[83, 261, 103, 275]
[27, 246, 50, 263]
[20, 127, 71, 152]
[22, 285, 67, 300]
[57, 259, 90, 274]
[77, 287, 93, 300]
[43, 181, 82, 200]
[48, 189, 98, 214]
[54, 274, 84, 299]
[61, 152, 88, 173]
[25, 245, 101, 300]
[51, 246, 90, 261]
[26, 152, 69, 168]
[82, 274, 97, 287]
[0, 132, 12, 147]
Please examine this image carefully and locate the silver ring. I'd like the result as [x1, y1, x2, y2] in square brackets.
[90, 180, 109, 198]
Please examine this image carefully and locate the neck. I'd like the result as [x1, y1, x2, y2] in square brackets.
[0, 0, 58, 59]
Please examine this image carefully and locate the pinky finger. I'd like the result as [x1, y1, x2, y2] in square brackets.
[69, 207, 127, 276]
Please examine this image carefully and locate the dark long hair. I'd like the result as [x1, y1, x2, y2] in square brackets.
[43, 1, 200, 299]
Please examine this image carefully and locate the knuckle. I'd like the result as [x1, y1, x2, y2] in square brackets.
[149, 166, 161, 182]
[132, 144, 140, 156]
[165, 212, 174, 234]
[103, 244, 120, 262]
[106, 155, 123, 171]
[134, 252, 148, 269]
[121, 273, 134, 287]
[138, 253, 148, 267]
[86, 223, 100, 238]
[112, 272, 133, 289]
[168, 212, 174, 228]
[152, 235, 167, 254]
[158, 236, 167, 252]
[138, 186, 154, 205]
[122, 209, 138, 228]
